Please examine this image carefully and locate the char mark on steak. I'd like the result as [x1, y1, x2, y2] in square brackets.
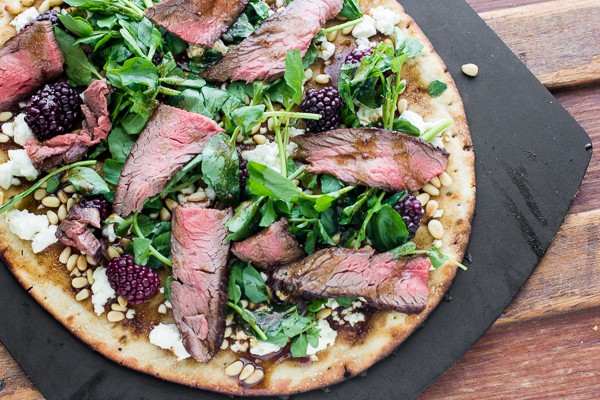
[145, 0, 249, 47]
[170, 205, 232, 362]
[55, 203, 105, 263]
[25, 79, 112, 170]
[231, 219, 304, 270]
[202, 0, 344, 83]
[113, 104, 224, 217]
[0, 22, 64, 110]
[293, 128, 449, 192]
[271, 248, 431, 314]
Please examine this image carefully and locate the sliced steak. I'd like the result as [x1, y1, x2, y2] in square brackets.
[25, 79, 112, 170]
[0, 21, 64, 109]
[203, 0, 344, 83]
[231, 219, 304, 270]
[113, 104, 223, 217]
[55, 204, 105, 262]
[170, 205, 232, 362]
[145, 0, 249, 47]
[271, 248, 430, 313]
[293, 128, 449, 192]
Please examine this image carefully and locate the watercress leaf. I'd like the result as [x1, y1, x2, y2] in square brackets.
[290, 334, 309, 358]
[108, 126, 136, 161]
[231, 105, 265, 135]
[335, 297, 357, 307]
[284, 49, 305, 106]
[58, 13, 93, 37]
[321, 174, 344, 193]
[428, 247, 450, 269]
[391, 241, 417, 258]
[103, 159, 124, 185]
[367, 204, 409, 252]
[392, 118, 421, 136]
[390, 54, 407, 74]
[265, 333, 290, 348]
[188, 49, 224, 72]
[132, 237, 152, 265]
[304, 229, 316, 254]
[394, 28, 424, 58]
[162, 153, 203, 196]
[226, 198, 263, 241]
[307, 299, 327, 313]
[120, 112, 149, 135]
[259, 198, 278, 227]
[242, 264, 270, 304]
[163, 275, 173, 301]
[228, 262, 244, 304]
[45, 175, 61, 194]
[53, 27, 98, 86]
[303, 42, 318, 68]
[383, 191, 408, 206]
[66, 167, 110, 195]
[106, 57, 159, 90]
[317, 221, 335, 245]
[339, 0, 363, 20]
[247, 162, 300, 203]
[306, 328, 319, 348]
[201, 134, 240, 204]
[428, 80, 448, 98]
[106, 214, 133, 236]
[313, 193, 337, 213]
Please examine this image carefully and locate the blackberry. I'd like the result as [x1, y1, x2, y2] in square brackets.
[394, 194, 423, 239]
[25, 82, 82, 141]
[345, 48, 374, 65]
[151, 52, 163, 66]
[237, 148, 249, 188]
[300, 87, 343, 133]
[23, 10, 61, 30]
[106, 254, 160, 305]
[78, 195, 112, 221]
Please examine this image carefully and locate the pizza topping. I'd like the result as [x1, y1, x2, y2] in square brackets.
[22, 10, 61, 31]
[0, 149, 39, 190]
[300, 87, 343, 133]
[9, 7, 39, 33]
[78, 195, 111, 222]
[149, 323, 191, 361]
[90, 267, 116, 316]
[56, 202, 105, 263]
[4, 208, 58, 253]
[394, 194, 424, 240]
[345, 47, 373, 65]
[106, 254, 160, 305]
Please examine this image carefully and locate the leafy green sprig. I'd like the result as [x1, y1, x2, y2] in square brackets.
[391, 242, 468, 270]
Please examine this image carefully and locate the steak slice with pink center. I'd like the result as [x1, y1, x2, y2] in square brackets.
[293, 128, 449, 192]
[145, 0, 249, 47]
[202, 0, 344, 83]
[170, 205, 232, 362]
[113, 104, 223, 217]
[0, 21, 64, 109]
[271, 248, 431, 313]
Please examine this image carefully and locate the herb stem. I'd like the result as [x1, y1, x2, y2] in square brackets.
[141, 0, 154, 9]
[159, 77, 206, 89]
[132, 212, 173, 267]
[420, 117, 454, 142]
[320, 17, 363, 35]
[288, 165, 306, 180]
[264, 111, 321, 121]
[117, 0, 145, 18]
[0, 160, 96, 214]
[157, 86, 182, 96]
[227, 301, 268, 340]
[353, 190, 385, 249]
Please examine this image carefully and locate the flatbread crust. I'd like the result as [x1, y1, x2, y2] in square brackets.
[0, 0, 475, 396]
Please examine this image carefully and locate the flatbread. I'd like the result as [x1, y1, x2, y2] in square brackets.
[0, 0, 475, 395]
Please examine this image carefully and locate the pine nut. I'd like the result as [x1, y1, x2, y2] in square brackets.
[57, 204, 67, 221]
[251, 124, 261, 135]
[439, 171, 453, 187]
[158, 304, 167, 314]
[317, 308, 332, 319]
[226, 314, 234, 326]
[426, 200, 439, 217]
[397, 98, 408, 114]
[117, 296, 127, 307]
[236, 133, 244, 143]
[187, 192, 207, 202]
[72, 277, 89, 289]
[0, 111, 13, 122]
[224, 327, 233, 338]
[70, 269, 81, 277]
[87, 269, 94, 285]
[244, 369, 264, 385]
[59, 246, 72, 264]
[240, 299, 249, 309]
[107, 311, 125, 322]
[42, 196, 60, 208]
[428, 219, 444, 239]
[430, 176, 442, 189]
[304, 68, 313, 81]
[75, 289, 90, 301]
[107, 246, 120, 260]
[49, 0, 63, 6]
[63, 184, 76, 194]
[315, 74, 331, 84]
[326, 30, 338, 42]
[112, 303, 127, 312]
[46, 210, 59, 225]
[66, 197, 76, 211]
[0, 134, 8, 143]
[56, 190, 67, 204]
[159, 207, 171, 222]
[416, 193, 430, 206]
[220, 339, 229, 350]
[76, 255, 88, 271]
[86, 255, 97, 266]
[422, 184, 440, 197]
[165, 198, 178, 211]
[342, 26, 354, 35]
[433, 239, 443, 248]
[225, 360, 244, 377]
[66, 254, 79, 271]
[5, 3, 23, 14]
[461, 63, 479, 77]
[34, 189, 47, 201]
[267, 117, 274, 131]
[238, 364, 255, 381]
[253, 134, 267, 145]
[38, 0, 51, 13]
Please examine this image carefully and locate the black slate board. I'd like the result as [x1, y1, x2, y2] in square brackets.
[0, 0, 593, 399]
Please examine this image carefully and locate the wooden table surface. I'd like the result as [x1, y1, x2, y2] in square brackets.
[0, 0, 598, 399]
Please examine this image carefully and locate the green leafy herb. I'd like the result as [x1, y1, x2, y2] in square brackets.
[391, 243, 468, 270]
[226, 198, 265, 241]
[222, 0, 270, 44]
[201, 134, 240, 205]
[53, 26, 101, 86]
[339, 0, 363, 20]
[428, 80, 448, 97]
[366, 204, 409, 252]
[132, 212, 172, 267]
[65, 167, 111, 195]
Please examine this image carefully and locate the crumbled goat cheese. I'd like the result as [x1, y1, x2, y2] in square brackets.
[352, 15, 377, 39]
[355, 37, 375, 51]
[212, 39, 228, 54]
[2, 122, 14, 137]
[242, 141, 294, 173]
[0, 149, 39, 190]
[5, 209, 58, 253]
[433, 209, 444, 218]
[149, 323, 191, 361]
[357, 104, 383, 126]
[186, 44, 204, 59]
[275, 0, 285, 7]
[318, 40, 336, 61]
[205, 187, 216, 201]
[306, 319, 337, 356]
[400, 110, 428, 133]
[102, 224, 117, 243]
[371, 6, 401, 36]
[11, 114, 34, 146]
[91, 267, 116, 316]
[250, 341, 282, 356]
[10, 7, 39, 32]
[344, 311, 365, 327]
[326, 298, 340, 310]
[230, 340, 249, 353]
[126, 309, 136, 319]
[289, 127, 305, 137]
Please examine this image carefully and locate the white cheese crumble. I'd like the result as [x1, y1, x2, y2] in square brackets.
[149, 323, 191, 361]
[0, 149, 39, 190]
[10, 7, 39, 32]
[325, 298, 340, 310]
[357, 104, 383, 126]
[355, 37, 375, 51]
[242, 141, 297, 173]
[371, 6, 401, 36]
[249, 341, 282, 357]
[5, 209, 58, 253]
[352, 15, 377, 39]
[306, 319, 337, 356]
[400, 110, 448, 148]
[11, 114, 34, 146]
[102, 224, 117, 243]
[289, 127, 305, 137]
[91, 267, 116, 316]
[318, 39, 336, 61]
[343, 311, 365, 327]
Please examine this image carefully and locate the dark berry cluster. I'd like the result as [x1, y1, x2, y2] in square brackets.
[345, 48, 374, 65]
[24, 82, 82, 141]
[300, 87, 343, 133]
[23, 10, 61, 30]
[394, 194, 424, 239]
[106, 255, 160, 305]
[78, 195, 112, 221]
[237, 148, 249, 188]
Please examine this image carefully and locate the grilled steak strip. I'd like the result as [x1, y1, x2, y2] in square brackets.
[202, 0, 344, 83]
[170, 205, 232, 362]
[0, 22, 64, 109]
[293, 128, 449, 192]
[145, 0, 249, 47]
[55, 204, 105, 263]
[271, 248, 431, 314]
[113, 104, 223, 217]
[231, 219, 304, 270]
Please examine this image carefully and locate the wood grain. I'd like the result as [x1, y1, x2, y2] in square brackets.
[467, 0, 548, 13]
[420, 307, 600, 399]
[0, 343, 42, 400]
[480, 0, 600, 89]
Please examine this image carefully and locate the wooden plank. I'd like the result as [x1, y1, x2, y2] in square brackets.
[0, 343, 42, 400]
[467, 0, 547, 13]
[480, 0, 600, 89]
[420, 307, 600, 399]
